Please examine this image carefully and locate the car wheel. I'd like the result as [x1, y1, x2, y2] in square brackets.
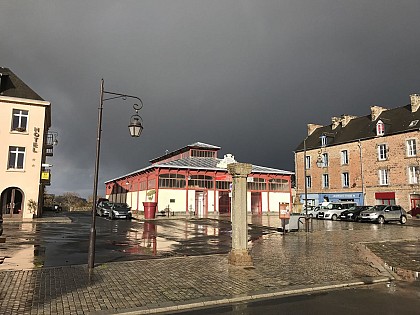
[377, 216, 385, 224]
[400, 216, 407, 224]
[331, 214, 337, 221]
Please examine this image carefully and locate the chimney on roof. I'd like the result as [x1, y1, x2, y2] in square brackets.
[307, 123, 322, 136]
[410, 94, 420, 113]
[331, 117, 340, 130]
[370, 105, 386, 121]
[341, 114, 357, 127]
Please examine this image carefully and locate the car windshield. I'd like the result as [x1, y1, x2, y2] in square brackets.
[113, 203, 129, 210]
[370, 205, 387, 211]
[101, 201, 111, 208]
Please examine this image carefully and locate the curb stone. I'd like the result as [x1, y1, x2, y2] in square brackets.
[113, 277, 391, 315]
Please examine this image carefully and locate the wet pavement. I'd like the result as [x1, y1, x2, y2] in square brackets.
[0, 212, 275, 269]
[0, 212, 419, 314]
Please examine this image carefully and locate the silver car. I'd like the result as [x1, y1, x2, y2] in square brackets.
[360, 205, 407, 224]
[97, 201, 112, 217]
[108, 203, 132, 220]
[301, 206, 322, 218]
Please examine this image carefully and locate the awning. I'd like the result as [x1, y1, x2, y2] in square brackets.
[375, 192, 395, 199]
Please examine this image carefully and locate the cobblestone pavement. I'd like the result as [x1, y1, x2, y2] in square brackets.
[0, 216, 419, 314]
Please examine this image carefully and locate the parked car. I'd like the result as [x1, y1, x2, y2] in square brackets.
[301, 206, 322, 218]
[339, 206, 372, 221]
[97, 201, 113, 217]
[359, 205, 407, 224]
[108, 203, 132, 220]
[318, 202, 357, 220]
[409, 206, 420, 217]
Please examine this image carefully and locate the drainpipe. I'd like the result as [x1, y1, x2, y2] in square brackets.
[358, 140, 365, 205]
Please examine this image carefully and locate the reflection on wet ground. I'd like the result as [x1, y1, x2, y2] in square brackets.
[0, 212, 418, 270]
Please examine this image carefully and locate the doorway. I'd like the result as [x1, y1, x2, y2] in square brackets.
[1, 187, 24, 218]
[410, 194, 420, 211]
[195, 191, 207, 217]
[218, 191, 231, 214]
[251, 192, 261, 214]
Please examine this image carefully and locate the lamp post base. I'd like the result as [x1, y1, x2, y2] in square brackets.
[228, 249, 253, 266]
[88, 227, 96, 270]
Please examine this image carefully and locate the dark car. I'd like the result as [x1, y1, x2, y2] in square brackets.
[339, 206, 372, 221]
[96, 201, 113, 217]
[108, 203, 132, 220]
[409, 206, 420, 217]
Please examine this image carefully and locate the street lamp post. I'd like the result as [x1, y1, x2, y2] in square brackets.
[303, 138, 323, 232]
[303, 138, 309, 232]
[88, 79, 144, 271]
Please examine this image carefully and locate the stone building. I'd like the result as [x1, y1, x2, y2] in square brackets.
[0, 68, 56, 220]
[105, 142, 294, 216]
[295, 94, 420, 211]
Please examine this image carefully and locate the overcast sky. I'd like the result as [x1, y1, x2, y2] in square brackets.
[1, 1, 420, 198]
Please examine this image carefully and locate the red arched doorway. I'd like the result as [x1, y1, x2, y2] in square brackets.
[1, 187, 24, 218]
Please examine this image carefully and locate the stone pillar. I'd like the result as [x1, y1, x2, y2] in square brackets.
[227, 163, 253, 266]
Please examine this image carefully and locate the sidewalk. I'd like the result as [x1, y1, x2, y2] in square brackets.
[0, 215, 419, 314]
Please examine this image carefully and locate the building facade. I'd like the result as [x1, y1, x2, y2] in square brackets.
[295, 94, 420, 212]
[0, 68, 55, 220]
[105, 142, 294, 215]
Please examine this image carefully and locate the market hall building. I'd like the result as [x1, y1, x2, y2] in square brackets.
[105, 142, 294, 216]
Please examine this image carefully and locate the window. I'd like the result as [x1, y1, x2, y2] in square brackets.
[408, 166, 419, 184]
[409, 120, 419, 128]
[377, 144, 387, 160]
[188, 175, 213, 189]
[11, 109, 29, 132]
[158, 173, 186, 188]
[305, 176, 312, 188]
[216, 181, 231, 190]
[379, 169, 389, 185]
[269, 179, 289, 191]
[322, 153, 328, 167]
[341, 150, 349, 165]
[320, 135, 327, 147]
[376, 120, 385, 136]
[247, 178, 266, 190]
[407, 139, 417, 157]
[342, 172, 349, 188]
[8, 146, 25, 169]
[322, 174, 329, 188]
[305, 156, 311, 169]
[191, 150, 215, 158]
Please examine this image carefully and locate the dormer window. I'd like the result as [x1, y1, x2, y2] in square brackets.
[320, 135, 327, 147]
[376, 120, 385, 136]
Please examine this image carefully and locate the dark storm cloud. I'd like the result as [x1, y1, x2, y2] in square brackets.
[1, 1, 420, 197]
